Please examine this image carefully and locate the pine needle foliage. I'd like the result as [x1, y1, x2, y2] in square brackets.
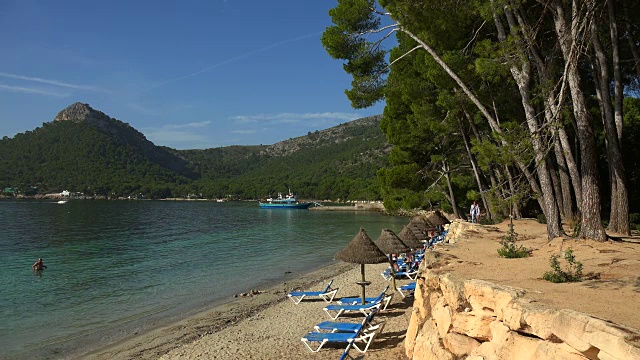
[543, 248, 583, 283]
[497, 222, 531, 258]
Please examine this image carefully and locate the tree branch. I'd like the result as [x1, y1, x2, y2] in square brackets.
[384, 45, 421, 72]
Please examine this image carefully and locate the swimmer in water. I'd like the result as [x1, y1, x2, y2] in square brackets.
[32, 258, 47, 271]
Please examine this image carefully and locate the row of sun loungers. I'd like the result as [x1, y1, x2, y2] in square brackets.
[397, 281, 416, 298]
[288, 281, 400, 358]
[287, 280, 339, 304]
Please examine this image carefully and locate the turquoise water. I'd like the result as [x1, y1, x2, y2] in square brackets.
[0, 200, 406, 359]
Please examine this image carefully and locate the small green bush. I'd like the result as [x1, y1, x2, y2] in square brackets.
[543, 248, 583, 283]
[536, 213, 547, 224]
[568, 216, 581, 237]
[497, 223, 531, 258]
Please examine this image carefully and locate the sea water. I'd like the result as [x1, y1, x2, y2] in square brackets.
[0, 200, 406, 359]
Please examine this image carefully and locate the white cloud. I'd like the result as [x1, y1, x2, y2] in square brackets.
[142, 121, 214, 148]
[146, 130, 207, 144]
[0, 72, 107, 92]
[163, 121, 211, 130]
[231, 112, 360, 124]
[0, 83, 69, 97]
[231, 129, 256, 134]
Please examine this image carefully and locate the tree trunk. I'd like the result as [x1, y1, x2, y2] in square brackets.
[548, 157, 565, 221]
[591, 19, 631, 235]
[404, 29, 547, 214]
[442, 163, 461, 219]
[622, 0, 640, 82]
[504, 166, 522, 219]
[558, 126, 583, 213]
[459, 115, 492, 221]
[497, 6, 562, 238]
[553, 133, 575, 220]
[608, 0, 624, 141]
[515, 3, 583, 215]
[551, 0, 606, 241]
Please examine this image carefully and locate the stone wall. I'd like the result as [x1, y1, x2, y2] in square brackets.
[404, 267, 640, 360]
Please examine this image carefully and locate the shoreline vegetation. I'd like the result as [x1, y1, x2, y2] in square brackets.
[81, 218, 639, 359]
[0, 195, 387, 211]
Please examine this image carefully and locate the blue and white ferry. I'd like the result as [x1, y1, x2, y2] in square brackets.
[259, 191, 312, 209]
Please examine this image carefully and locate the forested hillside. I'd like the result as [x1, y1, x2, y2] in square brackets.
[185, 115, 389, 199]
[322, 0, 640, 239]
[0, 104, 388, 200]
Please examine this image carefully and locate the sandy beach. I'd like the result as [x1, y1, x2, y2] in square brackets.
[84, 218, 640, 359]
[85, 262, 411, 360]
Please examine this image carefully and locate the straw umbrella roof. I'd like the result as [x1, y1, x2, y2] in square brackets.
[335, 228, 388, 264]
[398, 225, 423, 249]
[375, 229, 411, 255]
[407, 217, 431, 241]
[425, 210, 451, 226]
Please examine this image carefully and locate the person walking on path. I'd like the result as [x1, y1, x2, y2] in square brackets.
[470, 201, 480, 224]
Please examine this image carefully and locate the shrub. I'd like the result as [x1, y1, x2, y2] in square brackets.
[568, 216, 581, 237]
[497, 222, 531, 258]
[543, 248, 583, 283]
[536, 213, 547, 224]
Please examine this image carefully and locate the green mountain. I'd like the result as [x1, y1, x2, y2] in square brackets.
[0, 103, 389, 200]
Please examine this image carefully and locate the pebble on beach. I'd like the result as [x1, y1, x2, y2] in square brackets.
[234, 289, 263, 298]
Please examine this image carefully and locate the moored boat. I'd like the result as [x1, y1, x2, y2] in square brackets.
[259, 191, 312, 209]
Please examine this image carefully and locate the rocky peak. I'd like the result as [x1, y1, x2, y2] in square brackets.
[54, 102, 109, 123]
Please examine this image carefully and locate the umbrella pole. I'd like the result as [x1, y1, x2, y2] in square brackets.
[389, 259, 397, 293]
[361, 264, 366, 305]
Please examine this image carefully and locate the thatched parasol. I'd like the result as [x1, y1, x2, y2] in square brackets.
[425, 210, 451, 226]
[398, 225, 423, 250]
[408, 217, 432, 242]
[375, 228, 411, 290]
[335, 228, 388, 304]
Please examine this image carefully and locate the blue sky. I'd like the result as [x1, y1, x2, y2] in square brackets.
[0, 0, 385, 149]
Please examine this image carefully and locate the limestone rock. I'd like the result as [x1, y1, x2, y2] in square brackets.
[551, 309, 640, 360]
[432, 297, 452, 338]
[439, 272, 468, 311]
[451, 311, 495, 341]
[412, 319, 454, 360]
[502, 298, 558, 340]
[443, 332, 480, 357]
[464, 279, 525, 317]
[405, 308, 420, 358]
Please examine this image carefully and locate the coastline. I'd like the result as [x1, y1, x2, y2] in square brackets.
[82, 262, 406, 359]
[79, 218, 640, 359]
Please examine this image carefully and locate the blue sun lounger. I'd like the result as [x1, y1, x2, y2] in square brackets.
[397, 281, 416, 298]
[301, 321, 386, 354]
[314, 307, 379, 333]
[336, 285, 393, 310]
[323, 299, 383, 320]
[288, 280, 338, 304]
[381, 265, 418, 281]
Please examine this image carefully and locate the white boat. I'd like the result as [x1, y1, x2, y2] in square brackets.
[259, 191, 312, 209]
[57, 200, 68, 204]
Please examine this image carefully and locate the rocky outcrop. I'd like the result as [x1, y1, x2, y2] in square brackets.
[405, 268, 640, 360]
[53, 103, 196, 178]
[259, 115, 387, 157]
[444, 219, 500, 244]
